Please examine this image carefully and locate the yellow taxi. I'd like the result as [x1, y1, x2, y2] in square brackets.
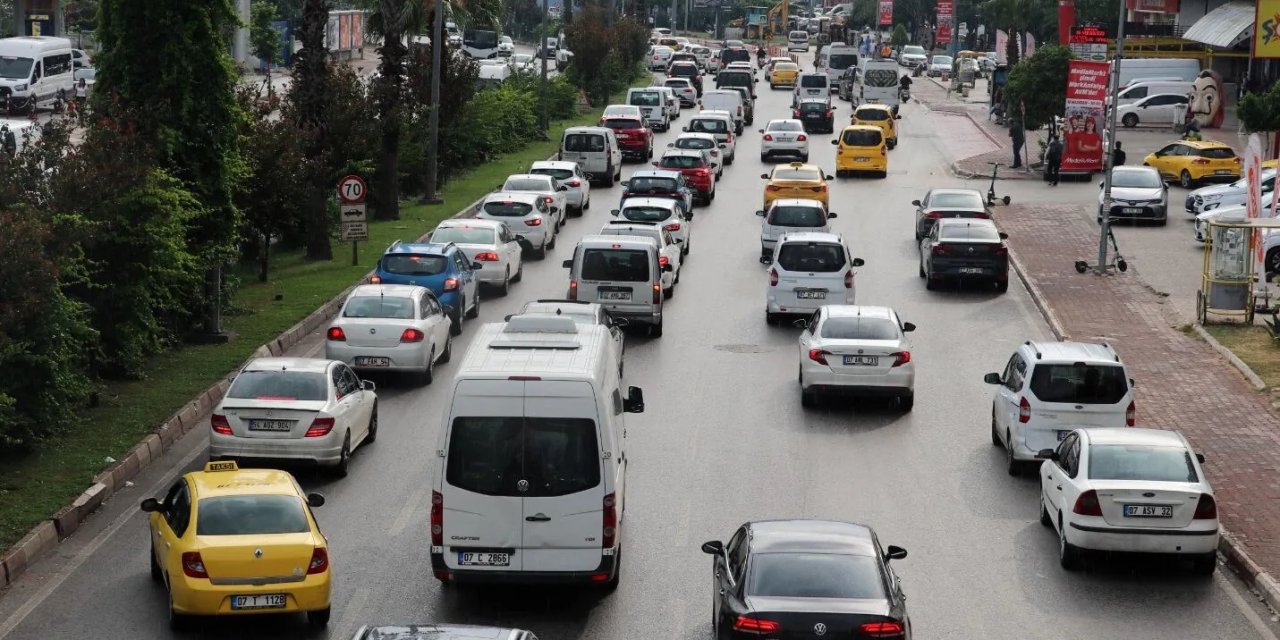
[141, 460, 331, 630]
[832, 125, 888, 178]
[851, 103, 899, 149]
[1143, 139, 1241, 188]
[761, 162, 834, 208]
[770, 61, 800, 89]
[1266, 159, 1278, 170]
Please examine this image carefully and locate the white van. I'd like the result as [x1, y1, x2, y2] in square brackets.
[817, 43, 859, 83]
[430, 314, 644, 588]
[1114, 80, 1194, 105]
[559, 126, 623, 187]
[627, 88, 670, 132]
[788, 30, 810, 52]
[699, 90, 745, 134]
[563, 235, 671, 336]
[0, 37, 75, 112]
[1113, 58, 1200, 88]
[792, 72, 831, 105]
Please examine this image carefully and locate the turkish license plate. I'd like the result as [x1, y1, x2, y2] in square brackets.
[354, 356, 390, 367]
[1057, 430, 1071, 441]
[843, 355, 878, 366]
[231, 594, 287, 610]
[854, 157, 870, 162]
[601, 291, 631, 301]
[248, 419, 294, 432]
[959, 267, 985, 274]
[458, 551, 510, 566]
[1215, 169, 1233, 175]
[796, 289, 826, 299]
[806, 89, 821, 95]
[1122, 207, 1143, 214]
[1123, 504, 1173, 518]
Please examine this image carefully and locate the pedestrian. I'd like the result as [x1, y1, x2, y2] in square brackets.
[1113, 141, 1126, 167]
[1009, 116, 1025, 169]
[1045, 134, 1063, 186]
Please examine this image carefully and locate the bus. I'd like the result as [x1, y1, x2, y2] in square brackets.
[462, 29, 499, 59]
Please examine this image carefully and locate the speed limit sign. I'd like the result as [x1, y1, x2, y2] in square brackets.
[337, 175, 367, 204]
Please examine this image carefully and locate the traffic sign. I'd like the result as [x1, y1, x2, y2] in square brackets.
[340, 203, 368, 241]
[337, 175, 368, 204]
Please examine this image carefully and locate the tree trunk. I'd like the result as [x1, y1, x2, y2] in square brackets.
[1005, 28, 1020, 66]
[259, 232, 271, 282]
[374, 2, 406, 221]
[298, 0, 333, 261]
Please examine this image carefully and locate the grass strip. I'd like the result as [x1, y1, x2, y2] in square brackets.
[1202, 324, 1280, 389]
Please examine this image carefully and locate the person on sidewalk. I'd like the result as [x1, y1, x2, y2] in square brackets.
[1113, 141, 1126, 167]
[1045, 134, 1063, 185]
[1010, 117, 1025, 169]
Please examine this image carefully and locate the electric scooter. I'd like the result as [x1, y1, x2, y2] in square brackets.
[986, 162, 1012, 206]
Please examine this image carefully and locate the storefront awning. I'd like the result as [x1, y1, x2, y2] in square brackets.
[1182, 1, 1254, 48]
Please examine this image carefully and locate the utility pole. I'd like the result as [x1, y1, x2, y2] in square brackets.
[540, 0, 550, 133]
[422, 0, 445, 205]
[1095, 3, 1125, 274]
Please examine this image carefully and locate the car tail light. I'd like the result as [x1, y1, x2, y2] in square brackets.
[824, 109, 832, 118]
[1234, 157, 1242, 164]
[994, 245, 1008, 255]
[568, 280, 578, 300]
[766, 185, 782, 192]
[975, 212, 991, 219]
[543, 196, 554, 204]
[400, 328, 425, 343]
[1194, 493, 1218, 519]
[1192, 158, 1209, 165]
[770, 268, 779, 286]
[737, 106, 742, 115]
[891, 351, 911, 367]
[475, 251, 499, 261]
[793, 110, 801, 118]
[527, 217, 543, 226]
[844, 269, 854, 288]
[653, 55, 660, 60]
[305, 417, 335, 438]
[664, 222, 681, 232]
[430, 490, 443, 546]
[734, 616, 781, 634]
[860, 621, 906, 638]
[926, 211, 942, 219]
[763, 133, 774, 141]
[369, 275, 382, 284]
[797, 134, 807, 141]
[659, 255, 670, 267]
[931, 243, 949, 255]
[1073, 490, 1104, 516]
[326, 326, 346, 341]
[1018, 396, 1031, 423]
[808, 349, 828, 365]
[652, 283, 662, 303]
[181, 552, 208, 579]
[307, 548, 329, 574]
[726, 132, 734, 143]
[602, 493, 618, 548]
[567, 179, 581, 187]
[443, 277, 460, 291]
[211, 414, 232, 435]
[1126, 400, 1135, 426]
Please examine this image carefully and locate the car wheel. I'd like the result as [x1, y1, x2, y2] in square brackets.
[1156, 216, 1167, 227]
[802, 155, 809, 163]
[1058, 517, 1082, 571]
[991, 413, 1002, 446]
[168, 592, 189, 631]
[726, 153, 734, 166]
[438, 332, 453, 364]
[995, 279, 1008, 293]
[1040, 497, 1053, 527]
[925, 275, 937, 290]
[365, 405, 379, 443]
[449, 310, 463, 336]
[664, 285, 674, 300]
[513, 260, 524, 282]
[1121, 113, 1138, 128]
[897, 393, 914, 412]
[603, 547, 622, 592]
[308, 606, 332, 628]
[918, 261, 926, 278]
[583, 196, 591, 211]
[334, 433, 351, 478]
[801, 385, 817, 408]
[765, 312, 778, 325]
[1180, 169, 1194, 189]
[533, 236, 548, 260]
[604, 164, 615, 187]
[1192, 553, 1217, 577]
[421, 347, 435, 385]
[497, 267, 511, 296]
[466, 290, 480, 319]
[650, 315, 663, 337]
[1005, 430, 1019, 476]
[150, 543, 163, 582]
[760, 154, 768, 163]
[547, 233, 558, 250]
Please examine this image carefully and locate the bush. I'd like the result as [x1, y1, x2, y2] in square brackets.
[443, 85, 539, 168]
[1004, 45, 1072, 131]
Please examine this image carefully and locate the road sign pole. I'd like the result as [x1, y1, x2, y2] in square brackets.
[1096, 7, 1124, 275]
[353, 238, 359, 266]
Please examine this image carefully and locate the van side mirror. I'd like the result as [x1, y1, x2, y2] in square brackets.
[701, 540, 724, 555]
[983, 372, 1001, 384]
[562, 259, 573, 268]
[827, 212, 838, 218]
[620, 180, 629, 188]
[852, 258, 865, 266]
[307, 492, 326, 507]
[471, 261, 483, 269]
[911, 199, 921, 206]
[884, 545, 907, 561]
[998, 232, 1009, 240]
[667, 142, 675, 147]
[623, 386, 645, 413]
[755, 209, 766, 216]
[610, 209, 621, 216]
[558, 185, 569, 191]
[1036, 449, 1059, 460]
[1196, 453, 1206, 464]
[682, 126, 690, 132]
[895, 114, 902, 119]
[902, 322, 916, 332]
[140, 497, 162, 512]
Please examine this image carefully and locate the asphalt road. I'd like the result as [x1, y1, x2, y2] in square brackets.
[2, 65, 1279, 640]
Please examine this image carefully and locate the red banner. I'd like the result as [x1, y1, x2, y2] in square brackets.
[878, 0, 893, 26]
[936, 22, 952, 44]
[1061, 60, 1109, 173]
[1057, 0, 1075, 45]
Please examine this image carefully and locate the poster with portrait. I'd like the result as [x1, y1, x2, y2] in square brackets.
[879, 0, 894, 26]
[1061, 60, 1108, 174]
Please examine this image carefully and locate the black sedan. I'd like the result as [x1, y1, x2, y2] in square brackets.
[701, 520, 911, 640]
[911, 187, 990, 240]
[795, 98, 835, 134]
[919, 218, 1010, 293]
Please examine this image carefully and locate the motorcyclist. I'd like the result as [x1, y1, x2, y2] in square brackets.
[757, 44, 767, 67]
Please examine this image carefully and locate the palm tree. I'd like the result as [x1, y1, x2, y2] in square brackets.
[980, 0, 1032, 64]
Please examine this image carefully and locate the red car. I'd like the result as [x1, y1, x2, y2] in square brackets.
[601, 116, 653, 162]
[654, 150, 716, 205]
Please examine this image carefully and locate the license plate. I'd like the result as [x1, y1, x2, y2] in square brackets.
[458, 551, 510, 566]
[796, 290, 826, 299]
[601, 291, 631, 301]
[1123, 504, 1173, 518]
[1215, 169, 1233, 175]
[959, 267, 984, 274]
[354, 356, 390, 367]
[807, 89, 820, 94]
[231, 594, 287, 610]
[855, 157, 870, 161]
[1121, 207, 1143, 214]
[843, 355, 878, 366]
[248, 419, 294, 432]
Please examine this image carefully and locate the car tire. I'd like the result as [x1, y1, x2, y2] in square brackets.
[533, 237, 547, 260]
[604, 164, 615, 187]
[925, 275, 937, 290]
[726, 153, 735, 166]
[991, 413, 1002, 446]
[513, 261, 524, 283]
[1005, 430, 1019, 476]
[365, 405, 379, 443]
[765, 312, 778, 325]
[664, 285, 674, 300]
[168, 592, 189, 631]
[1192, 552, 1217, 577]
[898, 393, 914, 412]
[421, 348, 435, 385]
[466, 291, 480, 319]
[887, 139, 896, 150]
[1180, 169, 1194, 189]
[760, 154, 768, 163]
[497, 268, 511, 296]
[1040, 497, 1053, 527]
[308, 607, 332, 628]
[439, 333, 453, 364]
[449, 310, 463, 336]
[650, 315, 663, 337]
[1156, 216, 1167, 227]
[995, 279, 1008, 293]
[150, 543, 163, 582]
[802, 155, 809, 163]
[334, 433, 351, 478]
[918, 261, 926, 278]
[1058, 518, 1082, 571]
[1121, 113, 1138, 128]
[548, 233, 558, 250]
[603, 547, 622, 592]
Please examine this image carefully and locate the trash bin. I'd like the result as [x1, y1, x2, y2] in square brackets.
[1172, 103, 1188, 132]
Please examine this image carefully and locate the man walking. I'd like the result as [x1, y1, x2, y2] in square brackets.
[1010, 116, 1025, 169]
[1113, 141, 1126, 167]
[1045, 134, 1063, 186]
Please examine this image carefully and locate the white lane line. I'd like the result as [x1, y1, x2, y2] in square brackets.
[1217, 570, 1280, 640]
[388, 490, 426, 538]
[0, 442, 208, 639]
[334, 586, 372, 640]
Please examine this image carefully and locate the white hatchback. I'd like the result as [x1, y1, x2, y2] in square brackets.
[797, 305, 916, 410]
[669, 132, 725, 178]
[759, 119, 810, 162]
[614, 196, 693, 254]
[530, 160, 592, 216]
[756, 198, 834, 259]
[763, 232, 864, 323]
[430, 219, 525, 294]
[501, 174, 568, 229]
[474, 192, 556, 259]
[325, 284, 454, 381]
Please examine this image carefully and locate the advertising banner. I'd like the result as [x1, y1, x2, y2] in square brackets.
[995, 29, 1007, 64]
[1058, 0, 1075, 45]
[1244, 135, 1265, 283]
[1256, 0, 1280, 59]
[1061, 60, 1109, 174]
[879, 0, 894, 26]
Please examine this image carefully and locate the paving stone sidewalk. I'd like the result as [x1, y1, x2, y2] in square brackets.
[911, 76, 1041, 180]
[998, 201, 1280, 595]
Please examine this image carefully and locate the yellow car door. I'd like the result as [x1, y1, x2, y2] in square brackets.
[1147, 143, 1182, 181]
[152, 479, 193, 580]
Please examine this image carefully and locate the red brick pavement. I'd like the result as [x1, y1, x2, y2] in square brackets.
[998, 202, 1280, 591]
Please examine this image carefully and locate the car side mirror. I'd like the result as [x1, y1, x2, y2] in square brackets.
[306, 492, 326, 507]
[760, 173, 769, 179]
[624, 386, 645, 413]
[758, 128, 765, 133]
[558, 185, 569, 191]
[719, 143, 727, 149]
[902, 322, 916, 332]
[682, 126, 690, 132]
[620, 180, 630, 188]
[1129, 377, 1136, 388]
[755, 209, 766, 216]
[760, 255, 772, 264]
[140, 497, 162, 512]
[663, 263, 674, 272]
[852, 258, 865, 266]
[504, 314, 514, 321]
[911, 199, 921, 206]
[998, 232, 1009, 240]
[684, 213, 694, 220]
[895, 114, 902, 119]
[1036, 448, 1059, 460]
[831, 139, 839, 145]
[667, 142, 675, 147]
[1196, 453, 1206, 464]
[562, 259, 574, 268]
[792, 318, 809, 328]
[652, 163, 661, 168]
[361, 379, 376, 391]
[885, 545, 908, 561]
[611, 209, 621, 216]
[827, 212, 838, 219]
[471, 262, 483, 270]
[613, 317, 630, 327]
[825, 174, 835, 180]
[442, 304, 456, 316]
[701, 540, 724, 555]
[1099, 181, 1104, 188]
[983, 372, 1001, 384]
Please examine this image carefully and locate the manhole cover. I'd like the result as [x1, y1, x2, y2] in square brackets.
[714, 344, 772, 354]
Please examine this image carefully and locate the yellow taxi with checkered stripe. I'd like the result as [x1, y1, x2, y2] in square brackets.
[141, 460, 331, 630]
[761, 162, 834, 209]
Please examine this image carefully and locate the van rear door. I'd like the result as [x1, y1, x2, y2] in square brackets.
[562, 131, 607, 175]
[576, 245, 657, 317]
[520, 381, 606, 573]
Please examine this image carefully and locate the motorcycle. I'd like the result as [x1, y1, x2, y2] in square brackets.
[898, 86, 911, 102]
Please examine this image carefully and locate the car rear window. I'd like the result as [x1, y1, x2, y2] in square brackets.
[1086, 445, 1198, 482]
[628, 177, 680, 193]
[768, 121, 804, 132]
[196, 495, 310, 536]
[531, 168, 575, 181]
[799, 102, 828, 113]
[748, 553, 885, 599]
[856, 108, 890, 121]
[769, 206, 826, 226]
[602, 227, 660, 243]
[630, 92, 662, 106]
[622, 206, 675, 222]
[343, 296, 415, 319]
[432, 226, 498, 245]
[445, 417, 601, 497]
[775, 63, 799, 72]
[381, 253, 450, 275]
[719, 71, 752, 85]
[1029, 364, 1129, 404]
[660, 155, 703, 169]
[722, 48, 750, 63]
[603, 118, 643, 130]
[864, 68, 898, 87]
[777, 243, 845, 272]
[820, 317, 898, 340]
[773, 168, 821, 181]
[800, 75, 827, 87]
[930, 192, 985, 208]
[689, 118, 728, 134]
[504, 178, 552, 191]
[670, 64, 697, 75]
[483, 201, 534, 217]
[841, 128, 882, 146]
[227, 370, 328, 401]
[677, 138, 715, 149]
[939, 224, 1001, 241]
[564, 133, 606, 152]
[1198, 147, 1236, 159]
[581, 248, 651, 282]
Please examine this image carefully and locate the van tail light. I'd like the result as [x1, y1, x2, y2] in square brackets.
[931, 243, 949, 255]
[1126, 400, 1136, 426]
[443, 277, 460, 291]
[1194, 494, 1218, 519]
[181, 552, 209, 579]
[567, 179, 581, 187]
[1072, 490, 1103, 516]
[307, 548, 329, 574]
[891, 351, 911, 367]
[659, 255, 670, 267]
[400, 328, 425, 343]
[527, 217, 543, 226]
[430, 490, 444, 546]
[652, 283, 662, 303]
[734, 617, 781, 634]
[1018, 396, 1031, 423]
[763, 133, 774, 141]
[305, 417, 335, 438]
[770, 268, 779, 286]
[568, 280, 578, 300]
[475, 251, 499, 261]
[326, 326, 346, 341]
[602, 493, 618, 548]
[797, 134, 807, 141]
[794, 110, 802, 117]
[808, 348, 828, 365]
[664, 222, 681, 232]
[860, 621, 906, 638]
[211, 414, 232, 435]
[844, 269, 853, 288]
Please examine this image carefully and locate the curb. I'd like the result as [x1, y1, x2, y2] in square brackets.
[1001, 241, 1071, 342]
[1192, 324, 1268, 391]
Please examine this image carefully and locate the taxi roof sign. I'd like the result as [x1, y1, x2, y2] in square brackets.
[205, 460, 239, 472]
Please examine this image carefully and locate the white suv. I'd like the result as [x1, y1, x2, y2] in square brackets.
[756, 199, 835, 260]
[763, 232, 864, 324]
[983, 341, 1136, 476]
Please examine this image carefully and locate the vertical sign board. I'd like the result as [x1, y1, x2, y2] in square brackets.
[1244, 135, 1264, 284]
[338, 175, 369, 242]
[1254, 0, 1280, 58]
[935, 0, 953, 44]
[1069, 25, 1109, 62]
[1060, 60, 1108, 174]
[878, 0, 893, 26]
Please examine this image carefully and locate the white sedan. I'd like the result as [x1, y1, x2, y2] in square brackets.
[797, 304, 915, 410]
[759, 119, 809, 162]
[1039, 427, 1219, 575]
[324, 284, 454, 382]
[210, 357, 378, 477]
[430, 219, 525, 294]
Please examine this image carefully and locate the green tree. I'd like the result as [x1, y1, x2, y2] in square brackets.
[1004, 44, 1071, 130]
[250, 0, 284, 82]
[365, 0, 419, 220]
[404, 38, 478, 188]
[66, 0, 101, 35]
[237, 88, 309, 281]
[1238, 82, 1280, 159]
[293, 0, 334, 260]
[981, 0, 1034, 64]
[891, 23, 907, 47]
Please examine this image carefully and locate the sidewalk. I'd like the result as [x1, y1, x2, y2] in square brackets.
[997, 202, 1280, 608]
[913, 75, 1042, 180]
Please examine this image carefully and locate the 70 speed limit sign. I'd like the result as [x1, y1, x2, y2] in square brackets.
[337, 175, 367, 204]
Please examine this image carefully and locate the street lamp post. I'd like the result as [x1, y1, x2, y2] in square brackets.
[422, 0, 445, 205]
[1095, 4, 1126, 274]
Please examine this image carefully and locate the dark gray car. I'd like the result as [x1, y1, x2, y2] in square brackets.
[912, 188, 990, 240]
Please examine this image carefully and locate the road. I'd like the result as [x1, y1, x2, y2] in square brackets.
[2, 62, 1279, 640]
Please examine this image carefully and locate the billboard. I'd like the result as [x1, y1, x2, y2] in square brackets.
[1061, 60, 1108, 174]
[1256, 0, 1280, 59]
[879, 0, 893, 26]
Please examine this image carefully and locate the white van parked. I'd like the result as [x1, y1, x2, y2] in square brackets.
[1113, 58, 1200, 88]
[559, 126, 623, 187]
[627, 87, 670, 132]
[563, 235, 671, 336]
[430, 314, 645, 588]
[0, 36, 75, 112]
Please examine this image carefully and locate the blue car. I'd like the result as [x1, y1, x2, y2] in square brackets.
[618, 169, 694, 216]
[371, 241, 481, 334]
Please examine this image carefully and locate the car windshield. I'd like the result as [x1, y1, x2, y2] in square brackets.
[227, 370, 328, 401]
[774, 64, 798, 72]
[749, 553, 885, 599]
[777, 243, 845, 272]
[483, 201, 534, 217]
[932, 56, 953, 65]
[773, 168, 821, 181]
[343, 296, 416, 319]
[768, 121, 804, 132]
[431, 226, 498, 244]
[564, 133, 606, 152]
[799, 102, 827, 113]
[580, 248, 651, 281]
[660, 155, 703, 169]
[0, 56, 33, 79]
[930, 192, 985, 208]
[196, 495, 310, 536]
[1112, 170, 1162, 189]
[770, 206, 825, 226]
[1198, 147, 1236, 159]
[800, 75, 827, 88]
[902, 46, 925, 55]
[939, 224, 1001, 241]
[445, 417, 602, 497]
[856, 108, 891, 121]
[821, 316, 899, 339]
[74, 68, 96, 80]
[381, 253, 449, 275]
[829, 53, 858, 69]
[1029, 364, 1129, 404]
[677, 138, 715, 149]
[864, 69, 898, 87]
[690, 119, 728, 134]
[1087, 445, 1198, 482]
[532, 168, 574, 181]
[630, 92, 662, 106]
[504, 178, 552, 191]
[622, 206, 675, 221]
[628, 178, 680, 194]
[841, 128, 882, 146]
